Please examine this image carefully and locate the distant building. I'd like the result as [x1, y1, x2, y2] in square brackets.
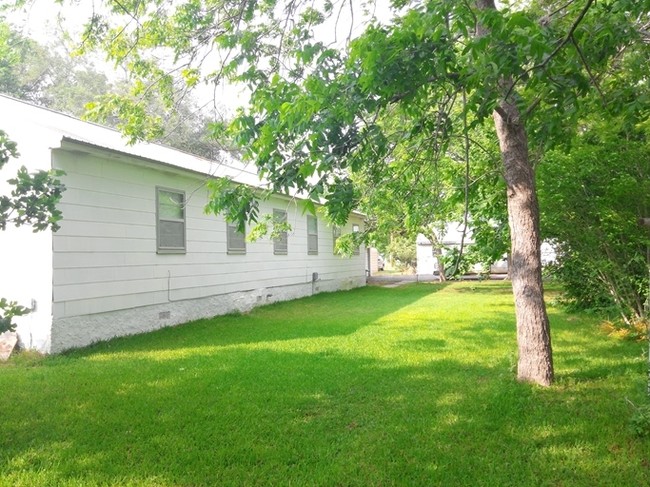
[416, 224, 480, 275]
[416, 224, 555, 276]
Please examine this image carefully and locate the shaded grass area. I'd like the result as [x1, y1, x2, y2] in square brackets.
[1, 282, 649, 486]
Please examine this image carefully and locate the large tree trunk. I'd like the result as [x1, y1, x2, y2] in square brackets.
[493, 100, 554, 386]
[474, 0, 554, 386]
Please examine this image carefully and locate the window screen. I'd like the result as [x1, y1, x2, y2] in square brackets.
[307, 215, 318, 255]
[227, 222, 246, 254]
[273, 209, 288, 255]
[332, 226, 341, 254]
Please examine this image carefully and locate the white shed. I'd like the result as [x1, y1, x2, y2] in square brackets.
[417, 226, 554, 276]
[0, 95, 366, 353]
[416, 224, 475, 275]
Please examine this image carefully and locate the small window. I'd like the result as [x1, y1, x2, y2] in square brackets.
[227, 222, 246, 254]
[157, 187, 186, 254]
[307, 215, 318, 255]
[273, 209, 288, 255]
[332, 226, 341, 254]
[352, 223, 361, 255]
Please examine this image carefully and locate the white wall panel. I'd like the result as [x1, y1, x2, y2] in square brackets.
[52, 147, 366, 325]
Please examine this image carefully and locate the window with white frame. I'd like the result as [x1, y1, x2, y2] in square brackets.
[273, 209, 288, 255]
[227, 222, 246, 254]
[157, 187, 186, 253]
[307, 215, 318, 255]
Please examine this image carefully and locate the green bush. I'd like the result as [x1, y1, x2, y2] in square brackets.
[538, 120, 650, 325]
[386, 235, 417, 272]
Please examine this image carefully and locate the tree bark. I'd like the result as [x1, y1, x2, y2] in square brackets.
[474, 0, 554, 386]
[493, 100, 554, 386]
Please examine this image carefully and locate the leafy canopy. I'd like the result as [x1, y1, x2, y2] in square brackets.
[61, 0, 650, 234]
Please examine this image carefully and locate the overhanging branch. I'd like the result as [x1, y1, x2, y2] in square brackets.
[506, 0, 595, 105]
[570, 34, 606, 104]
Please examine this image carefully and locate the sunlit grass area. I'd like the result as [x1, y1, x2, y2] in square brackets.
[1, 281, 649, 486]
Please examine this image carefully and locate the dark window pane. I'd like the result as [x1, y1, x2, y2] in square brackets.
[227, 223, 246, 253]
[273, 209, 288, 255]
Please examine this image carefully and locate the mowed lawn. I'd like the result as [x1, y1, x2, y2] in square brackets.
[1, 282, 649, 486]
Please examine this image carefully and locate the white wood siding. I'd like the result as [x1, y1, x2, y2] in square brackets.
[52, 148, 365, 319]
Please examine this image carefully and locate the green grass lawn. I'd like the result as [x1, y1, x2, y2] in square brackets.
[1, 281, 649, 486]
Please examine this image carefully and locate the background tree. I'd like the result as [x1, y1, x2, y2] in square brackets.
[0, 18, 231, 159]
[384, 235, 417, 273]
[539, 117, 650, 327]
[354, 108, 507, 280]
[0, 19, 111, 108]
[42, 0, 650, 385]
[535, 0, 650, 328]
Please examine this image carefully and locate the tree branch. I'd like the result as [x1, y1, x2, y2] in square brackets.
[543, 0, 579, 22]
[570, 34, 607, 104]
[505, 0, 595, 104]
[388, 73, 459, 104]
[522, 95, 542, 120]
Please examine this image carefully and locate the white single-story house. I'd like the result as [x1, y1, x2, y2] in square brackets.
[0, 95, 366, 353]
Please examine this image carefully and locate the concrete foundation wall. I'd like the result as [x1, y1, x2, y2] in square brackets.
[50, 276, 365, 353]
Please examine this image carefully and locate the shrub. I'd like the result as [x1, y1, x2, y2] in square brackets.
[600, 319, 648, 342]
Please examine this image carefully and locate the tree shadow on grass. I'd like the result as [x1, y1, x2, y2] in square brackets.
[547, 309, 647, 384]
[0, 308, 650, 486]
[449, 282, 514, 295]
[61, 285, 448, 358]
[2, 284, 649, 485]
[2, 345, 649, 486]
